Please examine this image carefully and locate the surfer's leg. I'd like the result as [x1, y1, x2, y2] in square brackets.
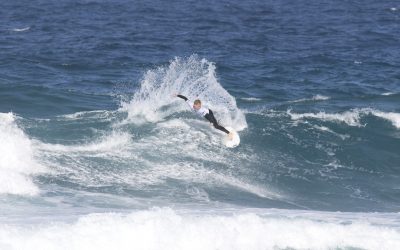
[204, 111, 230, 134]
[214, 123, 230, 134]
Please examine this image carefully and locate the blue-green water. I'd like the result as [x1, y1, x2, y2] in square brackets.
[1, 1, 399, 249]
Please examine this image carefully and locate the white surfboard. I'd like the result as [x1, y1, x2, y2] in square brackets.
[223, 126, 240, 148]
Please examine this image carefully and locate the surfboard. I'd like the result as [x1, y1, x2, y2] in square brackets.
[223, 126, 240, 148]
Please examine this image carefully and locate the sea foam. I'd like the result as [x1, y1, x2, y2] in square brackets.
[0, 113, 45, 196]
[0, 208, 398, 250]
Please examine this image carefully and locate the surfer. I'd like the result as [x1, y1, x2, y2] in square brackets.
[175, 94, 234, 139]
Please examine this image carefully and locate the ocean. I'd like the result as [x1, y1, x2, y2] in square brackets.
[1, 0, 400, 249]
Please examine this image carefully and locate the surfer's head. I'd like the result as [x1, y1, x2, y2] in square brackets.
[193, 99, 201, 110]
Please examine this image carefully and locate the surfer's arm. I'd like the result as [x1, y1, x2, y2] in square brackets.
[176, 94, 188, 101]
[176, 94, 194, 110]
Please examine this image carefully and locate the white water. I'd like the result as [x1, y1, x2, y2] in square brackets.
[35, 116, 276, 199]
[0, 113, 45, 196]
[0, 207, 399, 250]
[120, 55, 247, 131]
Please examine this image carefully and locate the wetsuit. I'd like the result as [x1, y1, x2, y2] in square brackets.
[177, 94, 230, 134]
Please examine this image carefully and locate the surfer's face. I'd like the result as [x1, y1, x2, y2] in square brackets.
[193, 103, 201, 110]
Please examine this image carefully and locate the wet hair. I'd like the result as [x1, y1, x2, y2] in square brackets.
[194, 99, 201, 105]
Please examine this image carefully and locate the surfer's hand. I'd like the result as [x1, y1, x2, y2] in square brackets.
[172, 93, 178, 97]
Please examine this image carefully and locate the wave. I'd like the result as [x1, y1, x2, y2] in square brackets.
[11, 27, 30, 32]
[0, 207, 399, 250]
[35, 118, 277, 199]
[372, 110, 400, 129]
[38, 131, 134, 157]
[289, 94, 330, 103]
[381, 92, 395, 96]
[0, 113, 46, 196]
[120, 55, 247, 131]
[287, 108, 400, 129]
[58, 110, 116, 121]
[312, 125, 350, 140]
[240, 97, 262, 102]
[287, 109, 364, 126]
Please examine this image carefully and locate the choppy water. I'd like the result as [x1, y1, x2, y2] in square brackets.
[1, 0, 400, 249]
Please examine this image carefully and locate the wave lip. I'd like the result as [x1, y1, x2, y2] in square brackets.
[120, 55, 247, 131]
[0, 208, 399, 250]
[0, 113, 45, 196]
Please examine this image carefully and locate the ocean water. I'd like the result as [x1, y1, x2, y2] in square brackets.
[1, 0, 400, 249]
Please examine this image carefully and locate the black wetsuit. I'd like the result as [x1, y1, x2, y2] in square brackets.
[177, 95, 230, 134]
